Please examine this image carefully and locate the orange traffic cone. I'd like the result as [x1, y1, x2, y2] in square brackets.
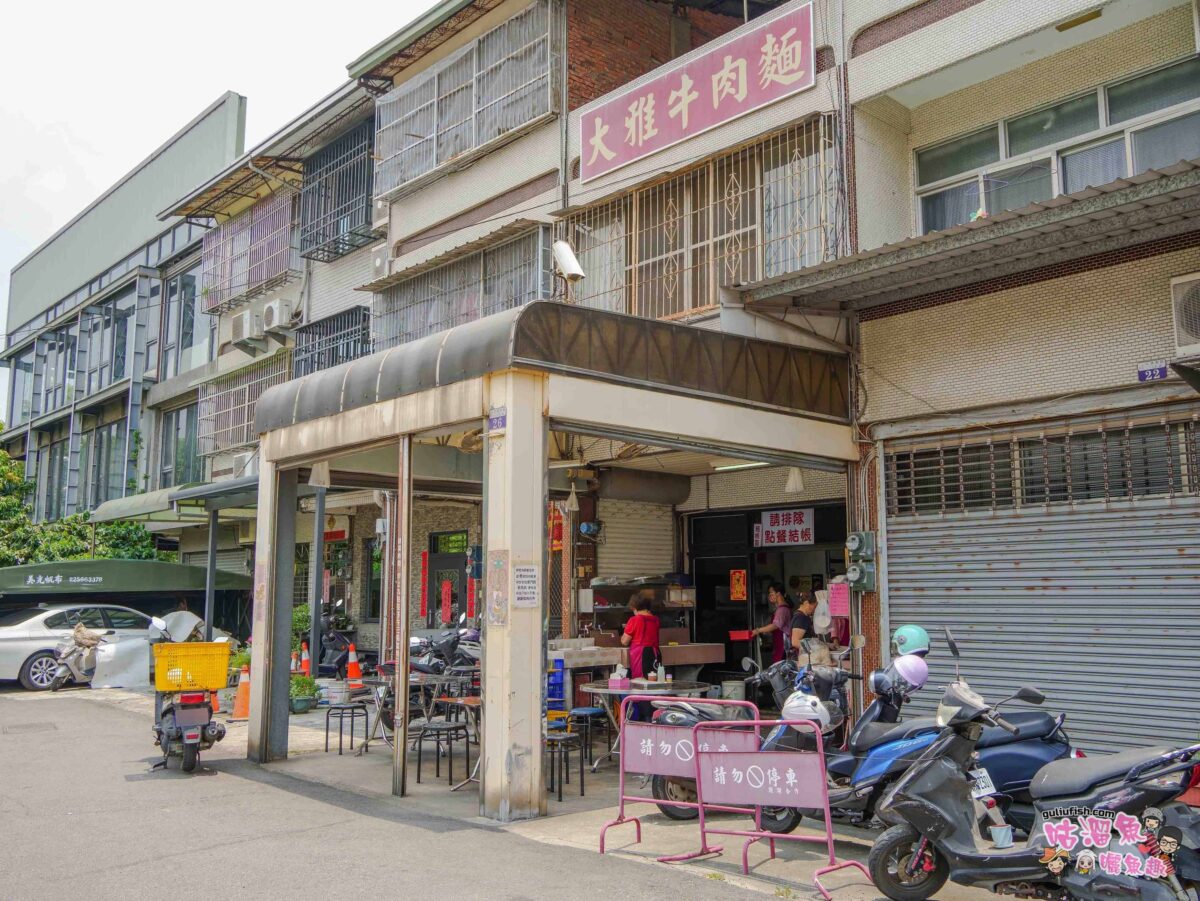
[300, 641, 311, 676]
[210, 689, 221, 714]
[231, 665, 251, 721]
[346, 644, 363, 690]
[290, 651, 299, 674]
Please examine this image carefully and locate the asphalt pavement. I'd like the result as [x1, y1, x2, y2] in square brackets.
[0, 684, 763, 901]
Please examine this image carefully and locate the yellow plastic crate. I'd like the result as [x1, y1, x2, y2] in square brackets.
[153, 642, 232, 692]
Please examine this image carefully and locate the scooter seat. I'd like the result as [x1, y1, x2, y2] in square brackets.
[849, 717, 940, 753]
[976, 711, 1059, 749]
[1030, 746, 1173, 799]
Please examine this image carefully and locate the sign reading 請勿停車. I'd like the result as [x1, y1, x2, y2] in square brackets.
[578, 2, 815, 183]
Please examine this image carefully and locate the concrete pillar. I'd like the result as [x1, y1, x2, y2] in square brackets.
[481, 371, 547, 821]
[248, 462, 297, 763]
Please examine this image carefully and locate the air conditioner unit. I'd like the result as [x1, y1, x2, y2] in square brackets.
[372, 199, 388, 235]
[371, 242, 389, 283]
[261, 298, 293, 334]
[231, 310, 264, 346]
[1172, 274, 1200, 358]
[232, 450, 259, 479]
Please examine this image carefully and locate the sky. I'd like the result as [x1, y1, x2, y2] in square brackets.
[0, 0, 442, 424]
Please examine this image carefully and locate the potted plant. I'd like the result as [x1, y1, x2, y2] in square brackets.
[289, 674, 319, 714]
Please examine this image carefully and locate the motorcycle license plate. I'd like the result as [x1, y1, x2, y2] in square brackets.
[969, 767, 997, 799]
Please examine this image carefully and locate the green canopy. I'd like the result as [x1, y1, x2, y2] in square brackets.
[0, 560, 252, 597]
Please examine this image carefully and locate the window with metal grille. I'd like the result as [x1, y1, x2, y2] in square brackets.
[294, 307, 373, 378]
[374, 0, 559, 199]
[888, 443, 1014, 516]
[300, 120, 375, 262]
[1019, 425, 1184, 504]
[887, 420, 1197, 516]
[199, 192, 300, 312]
[197, 351, 293, 455]
[373, 227, 552, 349]
[558, 116, 844, 320]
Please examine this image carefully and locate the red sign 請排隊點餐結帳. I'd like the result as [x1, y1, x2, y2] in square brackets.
[579, 2, 815, 182]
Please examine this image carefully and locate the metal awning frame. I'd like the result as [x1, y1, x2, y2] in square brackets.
[742, 159, 1200, 312]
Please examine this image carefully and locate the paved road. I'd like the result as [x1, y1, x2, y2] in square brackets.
[0, 686, 760, 901]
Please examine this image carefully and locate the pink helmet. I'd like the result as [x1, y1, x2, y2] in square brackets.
[891, 654, 929, 693]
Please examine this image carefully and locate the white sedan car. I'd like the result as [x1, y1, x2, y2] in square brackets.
[0, 604, 152, 690]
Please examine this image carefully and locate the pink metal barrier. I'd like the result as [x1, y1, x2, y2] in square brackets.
[599, 695, 760, 861]
[693, 719, 871, 898]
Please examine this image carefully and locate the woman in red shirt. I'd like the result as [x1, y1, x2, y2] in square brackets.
[621, 596, 661, 679]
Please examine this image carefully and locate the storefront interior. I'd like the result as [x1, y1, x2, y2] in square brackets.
[246, 301, 857, 822]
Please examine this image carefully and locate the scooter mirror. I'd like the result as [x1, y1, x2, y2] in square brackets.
[849, 635, 867, 650]
[150, 617, 167, 632]
[741, 656, 758, 672]
[1016, 686, 1045, 705]
[459, 613, 467, 625]
[103, 629, 116, 636]
[944, 628, 960, 659]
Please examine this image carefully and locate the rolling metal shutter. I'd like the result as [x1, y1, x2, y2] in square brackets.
[597, 499, 676, 580]
[308, 248, 371, 322]
[183, 548, 249, 576]
[883, 414, 1200, 754]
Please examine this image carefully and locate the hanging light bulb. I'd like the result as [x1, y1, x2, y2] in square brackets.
[566, 481, 580, 513]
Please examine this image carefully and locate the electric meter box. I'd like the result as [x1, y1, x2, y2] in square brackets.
[846, 561, 877, 592]
[846, 531, 875, 561]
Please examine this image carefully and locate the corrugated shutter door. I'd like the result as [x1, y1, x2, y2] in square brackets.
[308, 249, 371, 322]
[597, 500, 676, 580]
[184, 548, 249, 576]
[885, 498, 1200, 754]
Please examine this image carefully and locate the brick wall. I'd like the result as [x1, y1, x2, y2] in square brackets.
[859, 244, 1200, 423]
[567, 0, 741, 110]
[407, 501, 483, 623]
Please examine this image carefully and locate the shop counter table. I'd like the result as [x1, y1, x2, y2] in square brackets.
[579, 681, 711, 772]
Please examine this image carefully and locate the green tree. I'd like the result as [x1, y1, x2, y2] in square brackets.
[0, 429, 164, 566]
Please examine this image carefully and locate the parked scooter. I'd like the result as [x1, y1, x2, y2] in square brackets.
[318, 600, 377, 678]
[868, 630, 1200, 901]
[149, 612, 228, 773]
[49, 621, 115, 691]
[757, 637, 1075, 835]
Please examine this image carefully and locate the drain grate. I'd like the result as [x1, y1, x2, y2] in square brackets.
[2, 722, 57, 735]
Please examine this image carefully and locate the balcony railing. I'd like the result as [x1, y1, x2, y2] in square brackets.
[200, 192, 301, 313]
[558, 115, 846, 320]
[373, 227, 552, 350]
[299, 120, 376, 262]
[198, 350, 293, 455]
[293, 307, 373, 378]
